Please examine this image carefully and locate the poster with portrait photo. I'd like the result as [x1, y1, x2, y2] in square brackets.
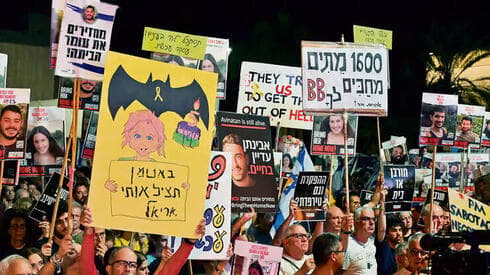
[382, 136, 408, 165]
[151, 36, 229, 99]
[216, 111, 278, 213]
[454, 104, 485, 149]
[0, 53, 7, 88]
[434, 153, 461, 189]
[50, 0, 65, 68]
[0, 88, 30, 160]
[232, 240, 282, 275]
[20, 106, 66, 176]
[481, 112, 490, 147]
[413, 168, 431, 201]
[1, 160, 19, 186]
[81, 111, 98, 159]
[58, 77, 102, 110]
[311, 115, 358, 156]
[419, 93, 458, 146]
[466, 153, 489, 193]
[383, 165, 415, 213]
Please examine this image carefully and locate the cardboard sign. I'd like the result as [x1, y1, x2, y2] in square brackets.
[301, 41, 389, 116]
[353, 25, 393, 50]
[142, 27, 207, 60]
[419, 92, 458, 146]
[232, 240, 283, 275]
[384, 165, 415, 213]
[237, 62, 313, 130]
[448, 188, 489, 231]
[293, 172, 328, 221]
[454, 104, 485, 149]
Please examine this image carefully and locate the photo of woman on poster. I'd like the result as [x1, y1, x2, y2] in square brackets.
[199, 53, 225, 90]
[26, 125, 64, 165]
[320, 115, 355, 145]
[282, 153, 294, 174]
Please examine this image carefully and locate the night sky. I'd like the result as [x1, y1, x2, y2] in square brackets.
[3, 0, 490, 152]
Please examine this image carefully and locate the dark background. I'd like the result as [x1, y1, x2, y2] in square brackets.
[2, 0, 490, 153]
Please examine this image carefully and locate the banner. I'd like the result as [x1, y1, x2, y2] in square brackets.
[301, 41, 389, 116]
[419, 92, 458, 146]
[448, 188, 489, 231]
[216, 112, 278, 213]
[232, 240, 283, 275]
[55, 0, 118, 80]
[88, 51, 217, 238]
[19, 106, 65, 176]
[353, 25, 393, 50]
[0, 89, 30, 160]
[454, 104, 485, 149]
[28, 173, 70, 223]
[293, 171, 328, 221]
[384, 165, 415, 213]
[81, 111, 98, 159]
[237, 62, 313, 130]
[311, 115, 358, 155]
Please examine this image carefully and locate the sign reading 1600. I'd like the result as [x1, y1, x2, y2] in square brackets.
[350, 52, 383, 73]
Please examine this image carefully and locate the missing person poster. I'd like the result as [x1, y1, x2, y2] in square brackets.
[482, 112, 490, 147]
[1, 160, 19, 186]
[55, 0, 118, 80]
[301, 41, 389, 116]
[382, 136, 408, 165]
[232, 240, 283, 275]
[19, 106, 66, 176]
[0, 88, 30, 160]
[311, 115, 358, 155]
[81, 111, 98, 159]
[0, 53, 7, 87]
[434, 153, 461, 189]
[454, 104, 485, 149]
[293, 171, 328, 221]
[237, 62, 313, 130]
[467, 153, 490, 192]
[28, 172, 70, 223]
[383, 165, 415, 213]
[58, 77, 102, 110]
[419, 92, 458, 146]
[216, 112, 278, 213]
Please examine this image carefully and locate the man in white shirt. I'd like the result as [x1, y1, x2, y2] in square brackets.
[280, 224, 315, 275]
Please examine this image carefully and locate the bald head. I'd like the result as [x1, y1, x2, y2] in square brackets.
[421, 203, 443, 233]
[325, 206, 343, 234]
[6, 257, 33, 275]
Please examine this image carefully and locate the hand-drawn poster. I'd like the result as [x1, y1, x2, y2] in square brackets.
[55, 0, 118, 80]
[1, 160, 19, 186]
[383, 165, 415, 213]
[0, 89, 30, 160]
[482, 112, 490, 147]
[58, 77, 102, 110]
[150, 35, 229, 99]
[293, 172, 328, 221]
[50, 0, 66, 68]
[88, 51, 217, 238]
[311, 115, 358, 155]
[419, 93, 458, 146]
[28, 172, 70, 223]
[382, 136, 408, 165]
[237, 62, 313, 130]
[19, 106, 66, 176]
[167, 151, 232, 260]
[0, 53, 7, 87]
[301, 41, 389, 116]
[454, 104, 485, 149]
[434, 153, 461, 189]
[81, 111, 98, 159]
[232, 240, 283, 275]
[448, 188, 489, 232]
[216, 112, 278, 213]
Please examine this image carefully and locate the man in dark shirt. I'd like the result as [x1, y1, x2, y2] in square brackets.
[376, 214, 404, 274]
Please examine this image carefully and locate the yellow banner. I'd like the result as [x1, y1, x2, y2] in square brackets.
[142, 27, 207, 60]
[448, 188, 490, 232]
[353, 25, 393, 50]
[89, 51, 217, 238]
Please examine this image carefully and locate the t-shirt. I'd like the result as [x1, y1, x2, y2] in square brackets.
[280, 254, 313, 275]
[375, 239, 396, 274]
[342, 235, 377, 275]
[457, 131, 479, 142]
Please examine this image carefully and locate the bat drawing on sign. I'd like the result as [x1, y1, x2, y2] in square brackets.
[108, 65, 210, 129]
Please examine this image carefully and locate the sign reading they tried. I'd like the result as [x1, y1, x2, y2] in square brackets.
[301, 41, 389, 116]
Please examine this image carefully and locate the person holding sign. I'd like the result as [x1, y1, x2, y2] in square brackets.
[428, 106, 448, 139]
[456, 116, 479, 142]
[26, 126, 64, 165]
[222, 133, 255, 188]
[320, 115, 355, 145]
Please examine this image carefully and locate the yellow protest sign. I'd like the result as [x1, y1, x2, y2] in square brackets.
[448, 188, 490, 232]
[89, 51, 217, 238]
[353, 25, 393, 50]
[142, 27, 207, 60]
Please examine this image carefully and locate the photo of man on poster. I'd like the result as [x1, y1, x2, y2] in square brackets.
[222, 132, 256, 188]
[456, 116, 480, 142]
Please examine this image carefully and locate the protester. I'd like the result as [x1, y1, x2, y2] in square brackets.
[376, 214, 404, 274]
[406, 233, 429, 274]
[311, 233, 344, 275]
[279, 224, 315, 275]
[393, 242, 410, 275]
[420, 203, 443, 234]
[0, 209, 34, 260]
[397, 211, 414, 240]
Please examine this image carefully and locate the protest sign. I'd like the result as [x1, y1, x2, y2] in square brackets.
[151, 36, 230, 99]
[58, 77, 102, 110]
[311, 115, 358, 155]
[448, 188, 489, 231]
[0, 53, 7, 87]
[293, 172, 328, 221]
[232, 240, 283, 275]
[465, 153, 489, 192]
[216, 112, 278, 213]
[384, 165, 415, 213]
[434, 153, 461, 189]
[413, 168, 431, 200]
[81, 111, 98, 159]
[0, 88, 30, 160]
[55, 0, 118, 80]
[419, 92, 458, 146]
[50, 0, 66, 68]
[142, 27, 207, 60]
[360, 189, 374, 206]
[167, 151, 232, 260]
[1, 160, 19, 186]
[237, 62, 313, 130]
[482, 112, 490, 146]
[301, 41, 389, 116]
[88, 51, 217, 238]
[454, 104, 485, 149]
[19, 106, 66, 176]
[28, 173, 69, 223]
[382, 136, 408, 165]
[353, 25, 393, 50]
